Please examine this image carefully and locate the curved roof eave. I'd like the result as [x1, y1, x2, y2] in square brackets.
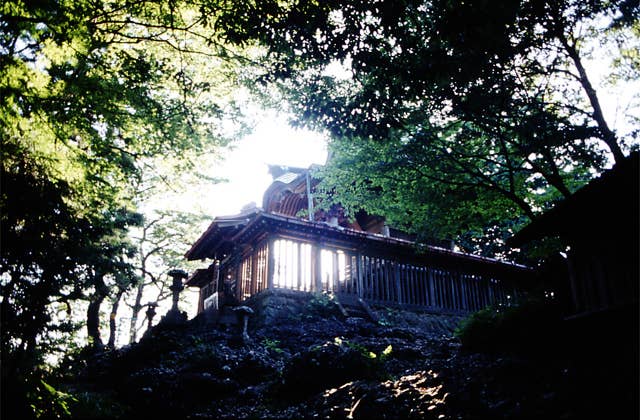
[184, 210, 262, 260]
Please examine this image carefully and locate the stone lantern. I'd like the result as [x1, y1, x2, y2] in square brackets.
[145, 302, 157, 330]
[168, 268, 188, 312]
[232, 306, 254, 343]
[163, 268, 188, 324]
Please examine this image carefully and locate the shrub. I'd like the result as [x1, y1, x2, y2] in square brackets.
[262, 338, 285, 354]
[304, 292, 342, 318]
[278, 337, 391, 399]
[28, 379, 77, 419]
[69, 391, 130, 419]
[454, 299, 562, 355]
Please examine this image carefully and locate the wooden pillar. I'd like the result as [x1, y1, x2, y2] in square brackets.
[478, 279, 485, 309]
[434, 271, 441, 308]
[469, 278, 480, 311]
[345, 253, 352, 294]
[287, 240, 294, 288]
[377, 258, 383, 301]
[411, 267, 417, 306]
[384, 260, 391, 303]
[449, 272, 457, 311]
[477, 276, 486, 309]
[377, 259, 383, 301]
[260, 245, 267, 292]
[424, 268, 430, 307]
[484, 277, 492, 308]
[404, 265, 411, 305]
[438, 271, 445, 308]
[383, 259, 389, 302]
[362, 255, 368, 299]
[312, 244, 322, 292]
[332, 251, 339, 293]
[381, 259, 388, 302]
[235, 260, 242, 301]
[459, 274, 467, 311]
[494, 281, 502, 305]
[267, 238, 275, 290]
[197, 290, 204, 314]
[411, 266, 417, 306]
[427, 269, 436, 307]
[417, 267, 423, 306]
[296, 242, 302, 291]
[394, 262, 402, 305]
[372, 258, 378, 301]
[461, 275, 469, 311]
[420, 268, 426, 306]
[365, 256, 371, 300]
[487, 278, 495, 305]
[250, 248, 258, 296]
[356, 253, 364, 298]
[382, 259, 388, 302]
[458, 274, 465, 311]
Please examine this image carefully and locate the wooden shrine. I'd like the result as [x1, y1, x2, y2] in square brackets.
[185, 166, 532, 315]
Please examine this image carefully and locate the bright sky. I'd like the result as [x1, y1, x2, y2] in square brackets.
[114, 112, 327, 345]
[182, 64, 636, 220]
[193, 110, 328, 218]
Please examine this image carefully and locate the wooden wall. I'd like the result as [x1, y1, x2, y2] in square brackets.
[228, 237, 524, 315]
[332, 253, 518, 313]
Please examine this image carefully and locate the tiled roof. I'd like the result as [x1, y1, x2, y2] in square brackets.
[274, 172, 302, 184]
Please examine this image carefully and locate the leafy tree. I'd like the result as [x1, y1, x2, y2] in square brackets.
[82, 209, 142, 349]
[1, 1, 251, 416]
[213, 0, 639, 255]
[314, 136, 530, 258]
[126, 209, 209, 344]
[0, 148, 140, 417]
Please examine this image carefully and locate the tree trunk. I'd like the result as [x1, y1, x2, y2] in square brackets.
[557, 29, 625, 163]
[107, 289, 124, 349]
[129, 281, 145, 344]
[87, 300, 105, 348]
[87, 276, 108, 349]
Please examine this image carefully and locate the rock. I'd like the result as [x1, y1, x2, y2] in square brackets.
[78, 304, 637, 419]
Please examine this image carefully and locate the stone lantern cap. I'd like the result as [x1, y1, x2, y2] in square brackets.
[168, 269, 188, 279]
[232, 306, 254, 315]
[168, 269, 188, 292]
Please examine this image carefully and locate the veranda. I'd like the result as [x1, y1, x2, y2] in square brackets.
[187, 212, 531, 315]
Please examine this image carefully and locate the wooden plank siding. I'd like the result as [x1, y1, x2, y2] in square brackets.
[225, 235, 525, 315]
[327, 246, 516, 313]
[237, 242, 269, 301]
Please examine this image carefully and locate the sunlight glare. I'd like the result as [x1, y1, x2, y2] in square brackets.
[203, 114, 327, 217]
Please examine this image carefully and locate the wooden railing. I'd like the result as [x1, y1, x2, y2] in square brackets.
[331, 254, 519, 313]
[238, 242, 269, 300]
[232, 238, 524, 314]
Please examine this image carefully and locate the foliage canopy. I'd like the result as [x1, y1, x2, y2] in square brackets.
[212, 0, 639, 256]
[1, 1, 249, 405]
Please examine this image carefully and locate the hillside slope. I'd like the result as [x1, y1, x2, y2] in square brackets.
[68, 303, 637, 419]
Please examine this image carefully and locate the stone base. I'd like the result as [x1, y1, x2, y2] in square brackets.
[239, 288, 465, 335]
[243, 288, 319, 327]
[159, 309, 188, 326]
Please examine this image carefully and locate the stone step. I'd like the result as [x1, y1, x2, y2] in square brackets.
[334, 293, 379, 322]
[343, 306, 368, 318]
